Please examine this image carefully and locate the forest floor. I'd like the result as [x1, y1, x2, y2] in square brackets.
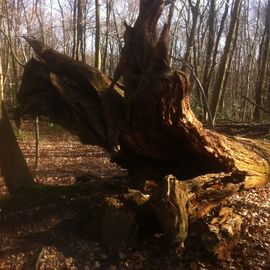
[0, 121, 270, 270]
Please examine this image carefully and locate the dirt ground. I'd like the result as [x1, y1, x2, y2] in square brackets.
[0, 121, 269, 270]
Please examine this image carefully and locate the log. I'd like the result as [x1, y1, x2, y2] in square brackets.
[199, 207, 242, 260]
[16, 0, 270, 259]
[16, 44, 125, 150]
[80, 174, 244, 259]
[150, 174, 244, 258]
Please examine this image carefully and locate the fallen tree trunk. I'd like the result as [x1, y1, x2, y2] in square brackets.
[16, 0, 269, 260]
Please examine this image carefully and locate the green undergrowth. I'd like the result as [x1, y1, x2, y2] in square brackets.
[0, 183, 91, 210]
[12, 119, 73, 142]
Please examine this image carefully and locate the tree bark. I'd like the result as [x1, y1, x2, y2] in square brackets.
[0, 103, 34, 193]
[182, 0, 201, 71]
[102, 0, 111, 73]
[201, 0, 215, 120]
[210, 0, 243, 124]
[253, 0, 270, 121]
[17, 0, 270, 259]
[95, 0, 102, 69]
[203, 0, 229, 113]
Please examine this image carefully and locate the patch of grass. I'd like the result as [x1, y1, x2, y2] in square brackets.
[38, 121, 72, 139]
[0, 183, 91, 210]
[14, 126, 35, 141]
[12, 119, 74, 142]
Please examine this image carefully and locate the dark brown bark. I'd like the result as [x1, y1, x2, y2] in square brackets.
[17, 0, 270, 259]
[0, 103, 34, 193]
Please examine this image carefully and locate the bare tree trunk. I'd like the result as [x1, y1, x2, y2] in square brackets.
[182, 0, 200, 71]
[102, 0, 111, 73]
[34, 116, 40, 169]
[76, 0, 86, 62]
[57, 0, 67, 55]
[201, 0, 215, 120]
[0, 57, 4, 101]
[241, 3, 259, 120]
[253, 0, 270, 121]
[34, 0, 45, 42]
[95, 0, 101, 70]
[219, 7, 241, 116]
[72, 0, 78, 59]
[3, 0, 19, 97]
[204, 1, 230, 108]
[210, 0, 242, 124]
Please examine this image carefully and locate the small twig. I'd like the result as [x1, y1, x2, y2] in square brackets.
[35, 248, 44, 270]
[241, 95, 270, 115]
[34, 116, 40, 169]
[171, 56, 215, 130]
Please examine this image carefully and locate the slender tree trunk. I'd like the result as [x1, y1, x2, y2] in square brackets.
[0, 59, 3, 101]
[111, 5, 122, 51]
[35, 116, 40, 169]
[95, 0, 101, 70]
[102, 0, 111, 73]
[219, 7, 241, 117]
[72, 0, 77, 59]
[210, 0, 242, 124]
[241, 0, 260, 121]
[109, 40, 115, 77]
[76, 0, 86, 62]
[3, 0, 19, 97]
[169, 7, 182, 66]
[201, 0, 215, 120]
[204, 1, 230, 108]
[253, 0, 270, 121]
[34, 0, 45, 42]
[182, 0, 200, 71]
[267, 66, 270, 109]
[57, 0, 67, 55]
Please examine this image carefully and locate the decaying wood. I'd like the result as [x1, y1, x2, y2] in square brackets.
[84, 197, 137, 255]
[200, 207, 242, 260]
[16, 0, 270, 260]
[147, 174, 244, 257]
[81, 174, 244, 258]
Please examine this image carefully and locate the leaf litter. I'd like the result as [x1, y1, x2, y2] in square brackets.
[0, 121, 269, 270]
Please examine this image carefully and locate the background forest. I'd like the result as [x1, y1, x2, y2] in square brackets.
[0, 0, 270, 125]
